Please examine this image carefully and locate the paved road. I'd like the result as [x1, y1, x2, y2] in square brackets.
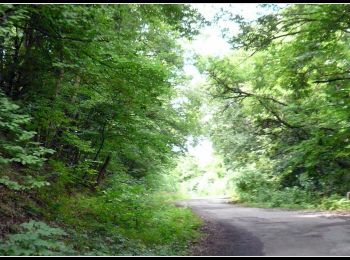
[178, 198, 350, 256]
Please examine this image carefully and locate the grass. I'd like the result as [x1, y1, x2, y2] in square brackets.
[229, 190, 350, 212]
[0, 188, 202, 256]
[0, 165, 203, 256]
[35, 173, 203, 256]
[55, 193, 202, 255]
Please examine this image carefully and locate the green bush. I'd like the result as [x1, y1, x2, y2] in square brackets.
[319, 195, 350, 210]
[0, 220, 75, 256]
[41, 173, 201, 256]
[265, 187, 315, 208]
[232, 167, 276, 201]
[231, 167, 318, 209]
[0, 92, 55, 167]
[231, 168, 350, 210]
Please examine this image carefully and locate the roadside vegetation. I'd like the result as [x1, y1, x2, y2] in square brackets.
[0, 4, 203, 256]
[2, 3, 350, 256]
[177, 4, 350, 212]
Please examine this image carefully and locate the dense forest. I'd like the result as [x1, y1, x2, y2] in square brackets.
[1, 3, 350, 256]
[0, 4, 204, 255]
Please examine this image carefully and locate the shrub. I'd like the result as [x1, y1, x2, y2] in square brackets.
[41, 173, 201, 256]
[0, 220, 75, 256]
[320, 195, 350, 210]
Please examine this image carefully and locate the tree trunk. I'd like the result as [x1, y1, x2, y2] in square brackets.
[0, 36, 4, 91]
[93, 120, 108, 161]
[55, 68, 64, 98]
[8, 29, 23, 99]
[96, 153, 111, 187]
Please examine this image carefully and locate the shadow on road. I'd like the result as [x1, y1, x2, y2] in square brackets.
[191, 218, 264, 256]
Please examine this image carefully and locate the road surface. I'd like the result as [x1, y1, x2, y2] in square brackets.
[178, 197, 350, 256]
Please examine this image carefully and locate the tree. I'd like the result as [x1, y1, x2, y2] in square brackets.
[0, 4, 205, 188]
[203, 4, 350, 197]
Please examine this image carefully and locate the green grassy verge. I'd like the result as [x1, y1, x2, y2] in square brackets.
[230, 190, 350, 212]
[0, 169, 202, 256]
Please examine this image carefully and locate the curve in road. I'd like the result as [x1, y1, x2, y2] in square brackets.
[178, 197, 350, 256]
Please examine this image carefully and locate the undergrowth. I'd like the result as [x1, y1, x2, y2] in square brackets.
[0, 169, 202, 256]
[230, 169, 350, 211]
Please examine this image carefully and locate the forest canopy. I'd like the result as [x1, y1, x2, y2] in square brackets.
[196, 4, 350, 207]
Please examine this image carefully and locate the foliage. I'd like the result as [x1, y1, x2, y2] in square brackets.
[231, 167, 316, 209]
[0, 220, 75, 256]
[319, 195, 350, 211]
[0, 4, 203, 187]
[39, 172, 201, 256]
[170, 151, 232, 197]
[201, 4, 350, 209]
[0, 176, 50, 191]
[4, 3, 350, 256]
[0, 92, 54, 191]
[0, 4, 204, 256]
[0, 92, 54, 167]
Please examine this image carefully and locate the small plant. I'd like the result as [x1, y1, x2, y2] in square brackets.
[0, 92, 55, 167]
[0, 220, 76, 256]
[320, 195, 350, 211]
[0, 176, 50, 191]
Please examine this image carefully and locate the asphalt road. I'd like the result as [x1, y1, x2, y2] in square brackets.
[178, 197, 350, 256]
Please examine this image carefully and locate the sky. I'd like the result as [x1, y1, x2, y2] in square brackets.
[182, 3, 288, 83]
[182, 4, 270, 166]
[187, 4, 261, 55]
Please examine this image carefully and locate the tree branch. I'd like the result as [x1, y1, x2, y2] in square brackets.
[313, 77, 350, 84]
[209, 70, 287, 106]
